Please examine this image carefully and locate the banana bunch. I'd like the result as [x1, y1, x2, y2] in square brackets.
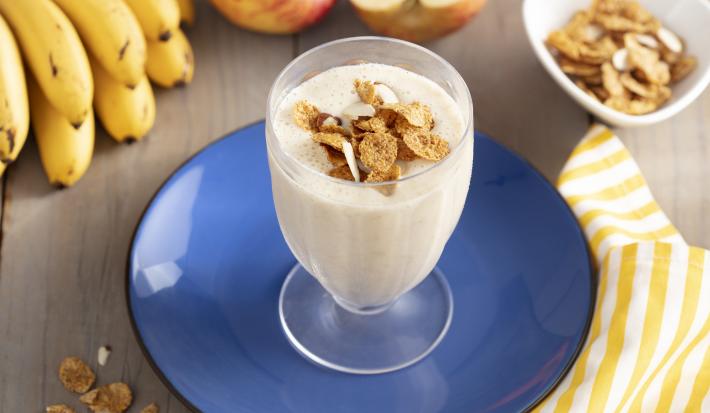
[0, 0, 195, 187]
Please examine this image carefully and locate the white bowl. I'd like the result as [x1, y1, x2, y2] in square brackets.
[522, 0, 710, 128]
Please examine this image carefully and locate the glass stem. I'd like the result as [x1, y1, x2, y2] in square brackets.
[333, 295, 397, 315]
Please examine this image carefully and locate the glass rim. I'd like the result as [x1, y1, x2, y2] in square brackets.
[265, 36, 473, 188]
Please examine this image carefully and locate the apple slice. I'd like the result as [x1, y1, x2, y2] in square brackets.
[342, 141, 360, 182]
[350, 0, 487, 43]
[374, 83, 399, 104]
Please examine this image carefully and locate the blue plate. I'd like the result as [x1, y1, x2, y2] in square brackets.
[127, 121, 594, 413]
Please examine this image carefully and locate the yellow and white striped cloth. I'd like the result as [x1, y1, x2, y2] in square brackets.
[535, 125, 710, 412]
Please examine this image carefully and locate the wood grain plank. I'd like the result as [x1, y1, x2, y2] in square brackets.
[0, 2, 292, 411]
[0, 0, 707, 411]
[617, 91, 710, 248]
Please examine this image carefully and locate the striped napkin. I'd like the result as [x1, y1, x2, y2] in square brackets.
[535, 125, 710, 412]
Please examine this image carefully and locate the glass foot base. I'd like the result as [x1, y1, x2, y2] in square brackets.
[279, 264, 453, 375]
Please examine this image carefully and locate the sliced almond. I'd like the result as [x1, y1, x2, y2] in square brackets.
[317, 113, 348, 135]
[635, 34, 658, 49]
[317, 113, 341, 128]
[656, 27, 682, 53]
[612, 48, 630, 72]
[341, 141, 360, 182]
[373, 83, 399, 104]
[341, 102, 376, 120]
[98, 346, 112, 367]
[583, 24, 604, 42]
[322, 117, 339, 127]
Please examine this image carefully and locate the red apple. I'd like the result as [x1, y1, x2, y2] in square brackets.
[209, 0, 336, 34]
[350, 0, 487, 43]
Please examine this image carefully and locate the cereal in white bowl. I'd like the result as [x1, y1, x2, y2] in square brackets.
[522, 0, 710, 127]
[545, 0, 697, 115]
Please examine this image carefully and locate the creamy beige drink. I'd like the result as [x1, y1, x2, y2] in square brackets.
[268, 63, 473, 310]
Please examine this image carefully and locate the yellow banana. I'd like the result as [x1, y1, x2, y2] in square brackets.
[90, 56, 155, 143]
[177, 0, 195, 27]
[146, 29, 194, 88]
[124, 0, 180, 41]
[0, 13, 29, 163]
[27, 76, 94, 188]
[0, 0, 92, 127]
[53, 0, 146, 88]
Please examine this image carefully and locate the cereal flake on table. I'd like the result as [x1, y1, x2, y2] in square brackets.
[59, 357, 96, 394]
[97, 345, 112, 367]
[292, 78, 451, 190]
[79, 382, 133, 413]
[545, 0, 697, 115]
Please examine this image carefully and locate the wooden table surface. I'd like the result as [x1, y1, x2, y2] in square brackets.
[1, 0, 708, 411]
